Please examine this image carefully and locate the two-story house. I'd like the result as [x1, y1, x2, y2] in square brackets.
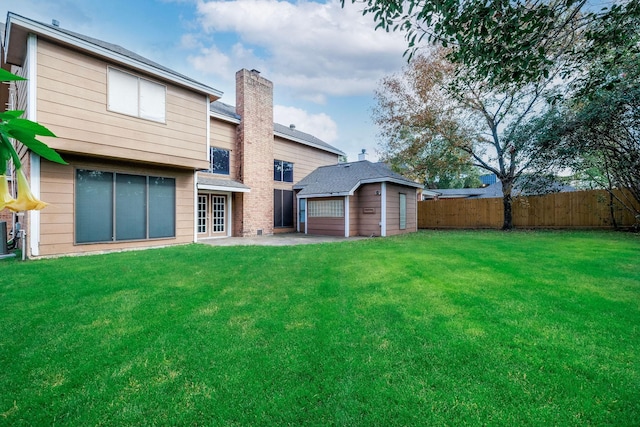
[199, 69, 344, 240]
[1, 12, 348, 258]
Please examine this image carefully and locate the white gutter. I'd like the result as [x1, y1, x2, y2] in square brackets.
[344, 195, 350, 237]
[209, 110, 240, 124]
[26, 34, 40, 257]
[380, 182, 387, 237]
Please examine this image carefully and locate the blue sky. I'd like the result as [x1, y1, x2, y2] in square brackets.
[2, 0, 411, 161]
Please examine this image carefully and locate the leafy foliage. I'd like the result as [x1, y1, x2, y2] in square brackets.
[0, 70, 66, 212]
[373, 50, 478, 188]
[344, 0, 637, 90]
[374, 48, 564, 228]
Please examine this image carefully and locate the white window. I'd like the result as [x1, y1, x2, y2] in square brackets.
[399, 193, 407, 230]
[212, 196, 226, 233]
[308, 199, 344, 218]
[197, 195, 208, 234]
[108, 67, 166, 122]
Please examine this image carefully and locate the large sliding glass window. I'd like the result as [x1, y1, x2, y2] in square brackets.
[75, 169, 175, 243]
[149, 177, 176, 238]
[116, 174, 147, 240]
[274, 189, 294, 228]
[76, 170, 114, 243]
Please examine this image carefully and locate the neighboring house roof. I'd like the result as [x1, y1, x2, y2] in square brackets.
[295, 160, 422, 198]
[423, 178, 576, 200]
[210, 100, 345, 157]
[3, 12, 222, 100]
[197, 176, 250, 193]
[477, 180, 575, 198]
[430, 188, 487, 199]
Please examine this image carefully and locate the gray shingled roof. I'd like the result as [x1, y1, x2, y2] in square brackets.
[210, 101, 344, 156]
[274, 123, 344, 156]
[4, 12, 220, 95]
[294, 160, 422, 197]
[210, 101, 241, 121]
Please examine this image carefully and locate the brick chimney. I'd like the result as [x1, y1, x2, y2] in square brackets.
[236, 69, 274, 236]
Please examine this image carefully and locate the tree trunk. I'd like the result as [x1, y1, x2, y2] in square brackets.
[502, 180, 514, 230]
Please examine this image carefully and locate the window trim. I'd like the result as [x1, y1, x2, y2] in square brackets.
[210, 147, 230, 175]
[399, 193, 407, 230]
[75, 169, 176, 244]
[274, 189, 294, 228]
[308, 199, 344, 218]
[274, 159, 294, 182]
[107, 66, 167, 123]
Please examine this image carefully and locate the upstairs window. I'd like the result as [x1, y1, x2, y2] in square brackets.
[274, 160, 293, 182]
[210, 147, 230, 175]
[108, 67, 166, 122]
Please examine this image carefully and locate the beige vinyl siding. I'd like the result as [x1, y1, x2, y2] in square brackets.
[34, 39, 209, 169]
[274, 137, 338, 185]
[385, 184, 417, 236]
[354, 183, 382, 236]
[209, 119, 237, 179]
[37, 155, 195, 257]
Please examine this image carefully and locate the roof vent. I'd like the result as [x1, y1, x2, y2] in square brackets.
[52, 19, 60, 27]
[289, 124, 295, 130]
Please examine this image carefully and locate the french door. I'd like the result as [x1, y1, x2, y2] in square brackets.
[197, 194, 227, 236]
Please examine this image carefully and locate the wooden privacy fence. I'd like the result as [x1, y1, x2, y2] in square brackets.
[418, 189, 639, 229]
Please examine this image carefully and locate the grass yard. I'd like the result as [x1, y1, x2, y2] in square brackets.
[0, 230, 639, 426]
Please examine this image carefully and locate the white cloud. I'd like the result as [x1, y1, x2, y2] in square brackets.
[274, 105, 338, 143]
[191, 0, 408, 102]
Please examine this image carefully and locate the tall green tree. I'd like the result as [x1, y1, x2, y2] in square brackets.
[374, 49, 565, 228]
[373, 51, 478, 189]
[535, 14, 640, 225]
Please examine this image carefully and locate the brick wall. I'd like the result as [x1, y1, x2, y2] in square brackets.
[236, 69, 274, 236]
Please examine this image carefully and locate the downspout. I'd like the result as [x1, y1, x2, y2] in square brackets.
[27, 34, 40, 257]
[380, 182, 387, 236]
[227, 193, 232, 237]
[193, 173, 198, 242]
[296, 195, 300, 233]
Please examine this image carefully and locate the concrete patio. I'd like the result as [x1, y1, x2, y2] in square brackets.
[198, 233, 367, 246]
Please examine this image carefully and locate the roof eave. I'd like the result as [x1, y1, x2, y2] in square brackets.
[297, 191, 351, 199]
[5, 13, 223, 100]
[209, 110, 240, 124]
[360, 177, 423, 189]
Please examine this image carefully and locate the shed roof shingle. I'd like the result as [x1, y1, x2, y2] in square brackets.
[294, 160, 422, 197]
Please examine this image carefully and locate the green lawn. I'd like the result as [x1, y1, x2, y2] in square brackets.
[1, 230, 639, 426]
